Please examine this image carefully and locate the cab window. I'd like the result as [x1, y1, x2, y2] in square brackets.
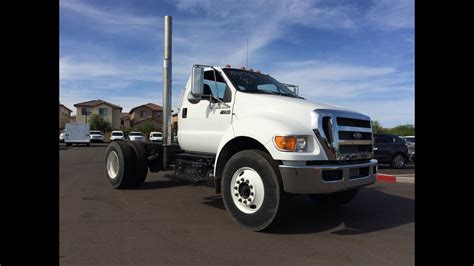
[203, 70, 232, 102]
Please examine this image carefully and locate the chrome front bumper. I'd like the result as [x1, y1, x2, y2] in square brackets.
[278, 159, 378, 194]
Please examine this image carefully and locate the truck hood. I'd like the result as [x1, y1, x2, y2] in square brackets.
[236, 93, 366, 117]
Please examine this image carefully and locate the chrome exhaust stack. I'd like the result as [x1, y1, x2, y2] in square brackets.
[162, 15, 172, 169]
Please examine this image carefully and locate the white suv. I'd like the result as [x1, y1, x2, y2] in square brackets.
[110, 131, 125, 141]
[128, 131, 144, 141]
[149, 131, 163, 142]
[90, 130, 104, 143]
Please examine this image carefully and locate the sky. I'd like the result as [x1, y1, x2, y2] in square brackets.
[60, 0, 414, 127]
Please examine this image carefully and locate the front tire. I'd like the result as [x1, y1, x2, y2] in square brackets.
[308, 188, 359, 207]
[104, 141, 137, 189]
[391, 153, 405, 169]
[221, 149, 287, 231]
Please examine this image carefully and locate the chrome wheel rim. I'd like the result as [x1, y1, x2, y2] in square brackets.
[107, 151, 119, 179]
[230, 167, 265, 214]
[394, 156, 404, 168]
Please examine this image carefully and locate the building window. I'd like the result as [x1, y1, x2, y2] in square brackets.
[140, 110, 148, 118]
[99, 108, 108, 116]
[81, 107, 91, 115]
[121, 120, 124, 125]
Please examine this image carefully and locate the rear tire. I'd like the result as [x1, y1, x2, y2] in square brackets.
[127, 141, 148, 186]
[308, 188, 359, 207]
[221, 149, 287, 231]
[391, 153, 405, 169]
[104, 141, 137, 189]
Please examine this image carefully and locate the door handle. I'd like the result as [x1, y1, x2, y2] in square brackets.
[220, 110, 231, 115]
[182, 108, 187, 118]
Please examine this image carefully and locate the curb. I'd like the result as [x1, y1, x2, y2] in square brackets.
[377, 174, 415, 184]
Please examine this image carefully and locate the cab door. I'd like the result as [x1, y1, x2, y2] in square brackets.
[178, 69, 234, 154]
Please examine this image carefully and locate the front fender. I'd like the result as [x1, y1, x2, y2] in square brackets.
[214, 116, 328, 177]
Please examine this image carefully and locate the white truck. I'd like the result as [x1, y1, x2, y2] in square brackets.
[103, 16, 377, 231]
[65, 123, 90, 147]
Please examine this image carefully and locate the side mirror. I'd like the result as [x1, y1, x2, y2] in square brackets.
[188, 66, 204, 103]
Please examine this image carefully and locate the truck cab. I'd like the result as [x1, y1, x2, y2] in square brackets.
[179, 66, 377, 192]
[104, 65, 377, 231]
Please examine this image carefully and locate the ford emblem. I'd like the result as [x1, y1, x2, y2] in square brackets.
[353, 132, 362, 140]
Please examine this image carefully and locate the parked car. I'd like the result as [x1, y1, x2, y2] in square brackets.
[110, 130, 125, 141]
[373, 134, 409, 169]
[128, 131, 144, 141]
[89, 130, 104, 143]
[401, 136, 415, 162]
[149, 131, 163, 142]
[59, 132, 65, 142]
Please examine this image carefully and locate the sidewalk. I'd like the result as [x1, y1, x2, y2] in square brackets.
[377, 173, 415, 184]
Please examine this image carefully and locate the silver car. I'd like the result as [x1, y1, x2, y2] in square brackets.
[128, 131, 144, 141]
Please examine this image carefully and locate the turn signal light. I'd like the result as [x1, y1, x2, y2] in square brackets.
[274, 136, 308, 152]
[274, 136, 297, 151]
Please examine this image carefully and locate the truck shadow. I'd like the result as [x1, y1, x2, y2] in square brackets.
[201, 186, 414, 235]
[129, 179, 191, 190]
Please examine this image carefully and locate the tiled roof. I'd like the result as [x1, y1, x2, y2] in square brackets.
[74, 99, 122, 109]
[59, 104, 72, 112]
[129, 103, 163, 114]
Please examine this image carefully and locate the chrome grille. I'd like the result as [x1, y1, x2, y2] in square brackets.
[312, 109, 373, 161]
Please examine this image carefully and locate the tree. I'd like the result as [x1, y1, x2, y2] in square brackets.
[387, 124, 415, 136]
[370, 120, 386, 133]
[89, 113, 112, 133]
[122, 127, 133, 138]
[137, 120, 157, 138]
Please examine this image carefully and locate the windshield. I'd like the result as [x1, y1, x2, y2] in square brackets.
[130, 132, 143, 136]
[151, 133, 162, 137]
[112, 132, 123, 136]
[405, 137, 415, 143]
[90, 131, 102, 134]
[222, 68, 297, 97]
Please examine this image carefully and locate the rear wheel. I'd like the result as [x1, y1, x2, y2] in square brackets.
[221, 149, 287, 231]
[104, 141, 137, 189]
[308, 188, 359, 207]
[127, 141, 148, 186]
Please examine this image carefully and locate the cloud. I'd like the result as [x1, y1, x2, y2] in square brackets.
[270, 61, 404, 98]
[60, 0, 161, 32]
[365, 0, 414, 30]
[60, 0, 414, 126]
[60, 57, 160, 82]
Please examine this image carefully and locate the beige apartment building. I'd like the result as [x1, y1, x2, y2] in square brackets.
[59, 104, 72, 130]
[74, 99, 123, 130]
[129, 103, 164, 130]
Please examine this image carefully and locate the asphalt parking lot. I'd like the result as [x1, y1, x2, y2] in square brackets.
[60, 143, 414, 265]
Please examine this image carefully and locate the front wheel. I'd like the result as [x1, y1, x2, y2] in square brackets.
[391, 154, 405, 169]
[221, 149, 287, 231]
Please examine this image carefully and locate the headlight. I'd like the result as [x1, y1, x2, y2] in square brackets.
[274, 136, 307, 152]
